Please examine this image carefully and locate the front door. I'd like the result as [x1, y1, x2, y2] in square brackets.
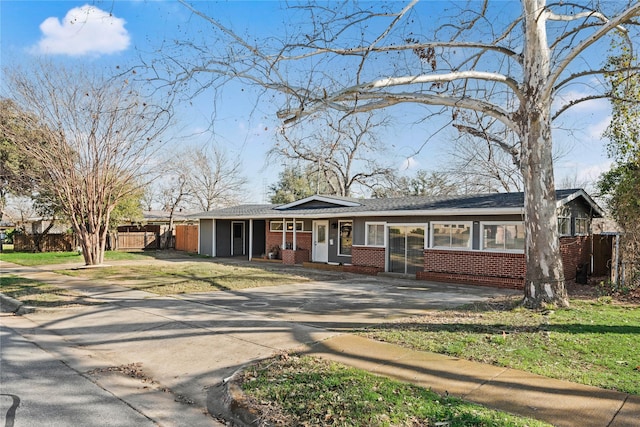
[313, 220, 329, 262]
[388, 225, 425, 274]
[232, 221, 245, 256]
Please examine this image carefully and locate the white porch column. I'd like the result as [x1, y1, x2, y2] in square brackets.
[282, 217, 286, 249]
[292, 217, 297, 250]
[212, 219, 216, 258]
[248, 219, 253, 261]
[197, 219, 201, 254]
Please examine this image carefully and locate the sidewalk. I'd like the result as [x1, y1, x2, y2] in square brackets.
[306, 335, 639, 427]
[1, 259, 639, 427]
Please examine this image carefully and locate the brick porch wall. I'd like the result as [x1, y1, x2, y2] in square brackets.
[265, 230, 312, 256]
[282, 249, 310, 265]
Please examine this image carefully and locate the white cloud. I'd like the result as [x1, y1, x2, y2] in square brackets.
[34, 5, 130, 56]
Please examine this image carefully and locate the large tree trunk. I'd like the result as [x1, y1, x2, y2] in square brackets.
[76, 214, 108, 266]
[520, 0, 569, 308]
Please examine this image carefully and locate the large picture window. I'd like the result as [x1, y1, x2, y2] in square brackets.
[482, 222, 525, 251]
[339, 220, 353, 256]
[431, 223, 471, 249]
[365, 222, 385, 247]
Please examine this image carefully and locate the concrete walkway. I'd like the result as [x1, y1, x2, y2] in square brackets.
[1, 258, 638, 427]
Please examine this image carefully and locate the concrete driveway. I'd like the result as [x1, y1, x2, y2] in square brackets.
[1, 259, 517, 425]
[180, 272, 516, 330]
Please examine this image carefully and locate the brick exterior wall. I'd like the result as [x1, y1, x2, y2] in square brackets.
[415, 236, 593, 289]
[418, 249, 526, 289]
[559, 236, 591, 280]
[351, 246, 385, 268]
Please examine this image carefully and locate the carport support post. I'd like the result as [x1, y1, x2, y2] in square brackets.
[211, 219, 216, 257]
[248, 219, 253, 261]
[282, 217, 286, 250]
[293, 217, 297, 251]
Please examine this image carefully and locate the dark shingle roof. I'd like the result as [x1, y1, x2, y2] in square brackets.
[191, 189, 602, 219]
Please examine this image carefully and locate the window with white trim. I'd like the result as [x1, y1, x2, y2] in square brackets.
[482, 222, 525, 251]
[365, 222, 385, 247]
[338, 220, 353, 256]
[558, 210, 571, 236]
[269, 220, 308, 232]
[575, 217, 589, 235]
[430, 222, 472, 249]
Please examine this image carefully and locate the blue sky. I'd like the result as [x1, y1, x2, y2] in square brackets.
[0, 1, 614, 203]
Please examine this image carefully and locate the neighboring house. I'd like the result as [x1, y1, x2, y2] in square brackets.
[193, 189, 604, 289]
[12, 217, 75, 252]
[18, 217, 70, 235]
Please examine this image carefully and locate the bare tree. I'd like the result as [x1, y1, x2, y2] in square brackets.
[449, 134, 523, 194]
[374, 170, 461, 198]
[161, 0, 640, 308]
[271, 111, 394, 197]
[158, 163, 192, 249]
[184, 145, 247, 211]
[2, 61, 172, 264]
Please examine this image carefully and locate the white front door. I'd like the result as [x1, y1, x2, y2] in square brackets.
[313, 220, 329, 263]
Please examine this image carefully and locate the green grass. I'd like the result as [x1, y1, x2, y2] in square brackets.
[240, 354, 550, 427]
[0, 249, 151, 266]
[58, 262, 310, 294]
[360, 297, 640, 395]
[0, 275, 101, 307]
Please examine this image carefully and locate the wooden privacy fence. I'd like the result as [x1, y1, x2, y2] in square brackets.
[14, 233, 77, 252]
[175, 224, 198, 253]
[117, 232, 159, 250]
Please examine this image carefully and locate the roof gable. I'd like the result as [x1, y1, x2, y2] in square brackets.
[275, 195, 362, 210]
[556, 188, 604, 217]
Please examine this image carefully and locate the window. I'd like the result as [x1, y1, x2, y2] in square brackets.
[431, 223, 471, 249]
[482, 222, 525, 251]
[366, 222, 385, 247]
[270, 220, 307, 232]
[557, 207, 571, 236]
[558, 216, 571, 236]
[339, 220, 353, 256]
[575, 217, 589, 235]
[270, 221, 284, 231]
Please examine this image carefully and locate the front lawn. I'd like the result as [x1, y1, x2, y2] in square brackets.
[240, 354, 550, 427]
[58, 262, 310, 294]
[359, 296, 640, 395]
[0, 249, 151, 266]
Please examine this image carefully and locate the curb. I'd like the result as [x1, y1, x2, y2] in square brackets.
[0, 293, 36, 315]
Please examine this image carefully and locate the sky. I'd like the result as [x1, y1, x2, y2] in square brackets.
[0, 1, 616, 205]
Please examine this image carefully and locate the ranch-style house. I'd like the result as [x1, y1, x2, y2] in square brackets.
[192, 189, 603, 289]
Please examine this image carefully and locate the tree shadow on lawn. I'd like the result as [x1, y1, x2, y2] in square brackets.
[1, 276, 104, 308]
[361, 295, 640, 336]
